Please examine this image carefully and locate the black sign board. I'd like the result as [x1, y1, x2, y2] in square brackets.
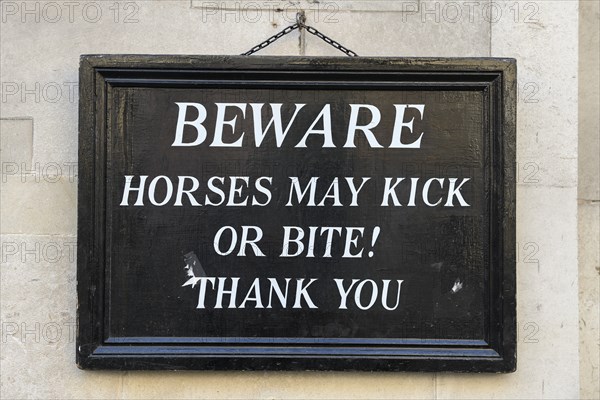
[77, 55, 516, 372]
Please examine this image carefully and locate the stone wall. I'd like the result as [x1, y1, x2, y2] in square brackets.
[0, 1, 596, 398]
[578, 0, 600, 398]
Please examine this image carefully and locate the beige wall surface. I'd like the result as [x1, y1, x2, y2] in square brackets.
[0, 0, 593, 398]
[579, 0, 600, 399]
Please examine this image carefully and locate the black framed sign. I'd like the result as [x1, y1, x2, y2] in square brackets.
[77, 55, 516, 372]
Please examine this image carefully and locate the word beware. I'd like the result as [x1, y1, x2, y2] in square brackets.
[172, 102, 426, 148]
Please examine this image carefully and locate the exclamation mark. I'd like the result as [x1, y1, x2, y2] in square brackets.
[368, 226, 381, 258]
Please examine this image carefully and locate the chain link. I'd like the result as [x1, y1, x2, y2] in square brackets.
[304, 25, 358, 57]
[241, 20, 358, 57]
[241, 24, 300, 56]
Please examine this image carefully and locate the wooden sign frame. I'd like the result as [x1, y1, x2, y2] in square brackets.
[77, 55, 516, 372]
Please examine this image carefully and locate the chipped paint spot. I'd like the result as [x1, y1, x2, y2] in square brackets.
[451, 278, 463, 294]
[431, 262, 443, 270]
[182, 251, 206, 288]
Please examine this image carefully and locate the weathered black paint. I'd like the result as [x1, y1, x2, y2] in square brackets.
[77, 55, 516, 372]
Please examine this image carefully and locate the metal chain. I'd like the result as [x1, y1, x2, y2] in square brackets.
[241, 17, 358, 57]
[241, 24, 300, 56]
[303, 25, 358, 57]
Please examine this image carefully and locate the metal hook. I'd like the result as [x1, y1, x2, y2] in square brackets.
[296, 11, 306, 29]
